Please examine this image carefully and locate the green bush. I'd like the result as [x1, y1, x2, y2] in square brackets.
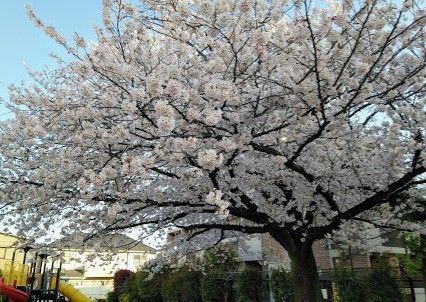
[118, 293, 129, 302]
[398, 234, 425, 278]
[366, 267, 403, 302]
[200, 246, 238, 302]
[235, 267, 263, 302]
[201, 270, 234, 302]
[126, 269, 166, 302]
[202, 246, 239, 273]
[333, 268, 365, 302]
[106, 291, 118, 302]
[162, 266, 202, 302]
[270, 267, 293, 302]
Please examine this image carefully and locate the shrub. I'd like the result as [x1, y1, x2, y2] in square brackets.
[398, 234, 425, 278]
[106, 291, 118, 302]
[202, 245, 239, 273]
[270, 267, 293, 302]
[118, 293, 129, 302]
[113, 269, 134, 296]
[162, 266, 202, 302]
[366, 267, 403, 302]
[200, 246, 238, 302]
[201, 270, 234, 302]
[126, 269, 166, 302]
[332, 268, 365, 302]
[235, 267, 263, 302]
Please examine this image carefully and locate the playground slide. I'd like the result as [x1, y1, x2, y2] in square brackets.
[58, 281, 92, 302]
[0, 278, 28, 302]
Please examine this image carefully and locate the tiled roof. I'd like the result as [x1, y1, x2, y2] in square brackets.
[56, 233, 156, 253]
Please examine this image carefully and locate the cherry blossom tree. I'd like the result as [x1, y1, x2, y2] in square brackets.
[0, 0, 425, 301]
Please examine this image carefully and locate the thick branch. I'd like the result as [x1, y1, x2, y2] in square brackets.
[311, 166, 426, 239]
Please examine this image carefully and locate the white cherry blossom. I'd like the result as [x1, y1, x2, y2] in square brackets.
[0, 1, 424, 301]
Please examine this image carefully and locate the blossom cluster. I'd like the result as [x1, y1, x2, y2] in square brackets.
[0, 0, 424, 256]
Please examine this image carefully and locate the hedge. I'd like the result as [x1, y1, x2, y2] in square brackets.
[366, 267, 403, 302]
[126, 270, 165, 302]
[270, 268, 293, 302]
[235, 267, 263, 302]
[333, 268, 365, 302]
[162, 266, 202, 302]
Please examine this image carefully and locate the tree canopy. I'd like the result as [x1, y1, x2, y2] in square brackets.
[0, 1, 425, 301]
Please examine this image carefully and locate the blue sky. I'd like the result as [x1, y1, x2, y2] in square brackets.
[0, 1, 103, 119]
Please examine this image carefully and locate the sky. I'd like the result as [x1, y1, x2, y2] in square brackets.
[0, 1, 104, 120]
[0, 1, 162, 246]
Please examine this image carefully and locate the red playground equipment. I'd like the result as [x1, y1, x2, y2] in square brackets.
[0, 277, 28, 302]
[0, 248, 92, 302]
[0, 260, 29, 302]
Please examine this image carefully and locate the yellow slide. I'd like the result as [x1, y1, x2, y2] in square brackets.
[57, 281, 92, 302]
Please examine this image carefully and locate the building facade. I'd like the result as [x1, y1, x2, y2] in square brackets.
[0, 232, 25, 273]
[0, 232, 157, 301]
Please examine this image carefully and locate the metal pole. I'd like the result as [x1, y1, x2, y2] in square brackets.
[22, 247, 32, 265]
[28, 260, 35, 293]
[46, 259, 55, 302]
[54, 260, 62, 302]
[29, 252, 38, 301]
[39, 255, 48, 302]
[11, 248, 17, 262]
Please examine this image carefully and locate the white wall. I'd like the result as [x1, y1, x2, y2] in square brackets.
[61, 250, 156, 277]
[238, 235, 262, 262]
[76, 284, 113, 300]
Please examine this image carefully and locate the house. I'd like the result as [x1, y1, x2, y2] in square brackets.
[51, 233, 158, 300]
[233, 232, 371, 271]
[240, 232, 425, 302]
[164, 229, 425, 302]
[59, 233, 157, 287]
[0, 232, 157, 300]
[0, 232, 25, 272]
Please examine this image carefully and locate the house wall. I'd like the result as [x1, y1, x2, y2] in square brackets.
[30, 247, 158, 300]
[351, 254, 371, 268]
[261, 234, 291, 268]
[0, 233, 25, 271]
[76, 284, 114, 300]
[238, 235, 263, 261]
[259, 235, 339, 271]
[61, 249, 156, 286]
[313, 240, 333, 270]
[259, 236, 369, 271]
[62, 251, 129, 278]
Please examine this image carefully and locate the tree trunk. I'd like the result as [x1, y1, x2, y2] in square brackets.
[421, 234, 426, 300]
[288, 244, 323, 302]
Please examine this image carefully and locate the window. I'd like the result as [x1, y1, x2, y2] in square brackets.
[332, 257, 340, 268]
[133, 254, 146, 268]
